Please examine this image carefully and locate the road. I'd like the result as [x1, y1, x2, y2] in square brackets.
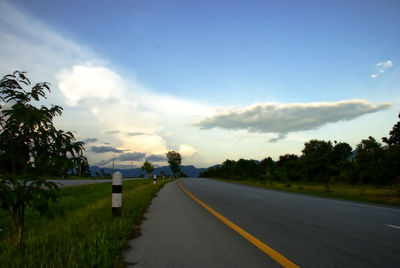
[125, 178, 400, 267]
[181, 178, 400, 267]
[125, 179, 279, 267]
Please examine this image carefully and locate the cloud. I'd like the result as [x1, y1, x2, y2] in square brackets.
[127, 132, 149, 136]
[116, 152, 146, 161]
[83, 138, 98, 144]
[94, 152, 146, 167]
[91, 146, 125, 153]
[104, 130, 121, 134]
[146, 154, 167, 162]
[178, 144, 198, 157]
[371, 60, 393, 78]
[57, 64, 125, 106]
[376, 60, 393, 69]
[195, 100, 391, 141]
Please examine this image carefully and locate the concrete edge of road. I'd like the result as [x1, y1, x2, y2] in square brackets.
[179, 181, 300, 268]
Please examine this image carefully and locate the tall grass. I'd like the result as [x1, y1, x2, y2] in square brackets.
[0, 179, 169, 267]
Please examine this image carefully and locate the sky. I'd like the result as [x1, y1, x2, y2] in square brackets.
[0, 0, 399, 168]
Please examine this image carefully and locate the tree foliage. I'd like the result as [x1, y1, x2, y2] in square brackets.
[166, 150, 182, 176]
[141, 160, 154, 175]
[0, 71, 86, 248]
[382, 112, 400, 147]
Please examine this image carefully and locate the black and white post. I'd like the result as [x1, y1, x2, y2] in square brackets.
[112, 171, 122, 216]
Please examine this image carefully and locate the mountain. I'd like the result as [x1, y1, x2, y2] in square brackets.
[90, 165, 206, 178]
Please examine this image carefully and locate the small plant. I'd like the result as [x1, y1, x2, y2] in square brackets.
[324, 184, 331, 193]
[359, 188, 365, 196]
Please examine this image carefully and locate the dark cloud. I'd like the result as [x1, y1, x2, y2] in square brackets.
[126, 132, 148, 136]
[146, 154, 167, 162]
[94, 152, 146, 167]
[104, 130, 121, 134]
[195, 100, 391, 141]
[91, 146, 124, 153]
[94, 159, 112, 166]
[83, 138, 98, 144]
[116, 152, 146, 161]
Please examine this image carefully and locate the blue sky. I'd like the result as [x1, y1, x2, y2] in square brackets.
[1, 0, 399, 168]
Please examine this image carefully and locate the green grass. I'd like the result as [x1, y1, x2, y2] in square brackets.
[213, 178, 400, 207]
[0, 179, 171, 267]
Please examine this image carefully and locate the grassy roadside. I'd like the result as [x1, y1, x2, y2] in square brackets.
[212, 178, 400, 207]
[0, 179, 171, 267]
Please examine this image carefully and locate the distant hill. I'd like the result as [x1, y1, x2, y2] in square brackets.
[90, 165, 206, 178]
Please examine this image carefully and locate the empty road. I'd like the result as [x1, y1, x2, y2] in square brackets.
[126, 178, 400, 267]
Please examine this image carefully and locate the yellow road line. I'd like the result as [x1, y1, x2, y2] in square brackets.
[178, 181, 300, 268]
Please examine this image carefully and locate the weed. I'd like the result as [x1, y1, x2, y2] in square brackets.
[0, 179, 170, 267]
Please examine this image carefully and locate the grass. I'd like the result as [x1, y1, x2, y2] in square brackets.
[0, 179, 171, 267]
[213, 178, 400, 207]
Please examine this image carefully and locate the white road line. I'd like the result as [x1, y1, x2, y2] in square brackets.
[283, 193, 400, 212]
[246, 194, 261, 199]
[386, 224, 400, 229]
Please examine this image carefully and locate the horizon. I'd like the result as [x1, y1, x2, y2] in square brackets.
[1, 0, 399, 169]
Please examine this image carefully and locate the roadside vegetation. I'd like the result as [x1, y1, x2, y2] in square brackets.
[0, 179, 170, 267]
[200, 112, 400, 206]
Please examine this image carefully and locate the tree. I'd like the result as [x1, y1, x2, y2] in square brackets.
[354, 136, 385, 184]
[0, 71, 85, 248]
[275, 154, 301, 181]
[382, 112, 400, 147]
[166, 151, 182, 177]
[141, 160, 154, 176]
[301, 140, 334, 182]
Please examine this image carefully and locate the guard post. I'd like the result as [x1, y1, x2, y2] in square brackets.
[112, 171, 122, 217]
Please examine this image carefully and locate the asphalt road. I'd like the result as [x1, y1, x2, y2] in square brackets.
[125, 179, 279, 268]
[181, 178, 400, 268]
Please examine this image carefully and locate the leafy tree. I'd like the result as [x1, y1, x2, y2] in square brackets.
[221, 159, 237, 179]
[166, 150, 182, 177]
[331, 141, 353, 182]
[259, 157, 275, 180]
[0, 71, 85, 248]
[141, 160, 154, 176]
[179, 171, 188, 178]
[382, 112, 400, 147]
[381, 113, 400, 184]
[332, 142, 353, 162]
[356, 136, 382, 154]
[301, 140, 334, 182]
[275, 154, 301, 181]
[354, 136, 385, 184]
[235, 159, 260, 180]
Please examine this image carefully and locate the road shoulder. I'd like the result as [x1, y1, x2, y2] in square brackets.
[124, 179, 277, 268]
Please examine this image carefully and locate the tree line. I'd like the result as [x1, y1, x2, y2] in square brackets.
[200, 113, 400, 186]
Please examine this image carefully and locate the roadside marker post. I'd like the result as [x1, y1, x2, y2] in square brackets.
[112, 171, 122, 217]
[153, 175, 157, 185]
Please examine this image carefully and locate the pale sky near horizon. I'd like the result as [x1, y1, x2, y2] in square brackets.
[0, 0, 399, 168]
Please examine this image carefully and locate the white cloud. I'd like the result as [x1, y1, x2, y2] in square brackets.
[195, 100, 391, 141]
[370, 60, 393, 78]
[178, 144, 198, 157]
[57, 64, 125, 106]
[0, 2, 211, 166]
[376, 60, 393, 69]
